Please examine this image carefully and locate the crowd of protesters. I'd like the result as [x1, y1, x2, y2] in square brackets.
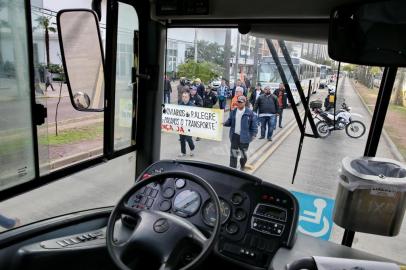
[163, 76, 288, 171]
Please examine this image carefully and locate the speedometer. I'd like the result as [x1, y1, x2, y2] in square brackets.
[202, 199, 231, 227]
[173, 190, 201, 217]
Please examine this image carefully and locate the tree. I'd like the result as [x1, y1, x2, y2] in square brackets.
[342, 64, 356, 73]
[186, 40, 234, 67]
[393, 69, 405, 106]
[177, 60, 223, 84]
[35, 16, 56, 67]
[369, 66, 381, 76]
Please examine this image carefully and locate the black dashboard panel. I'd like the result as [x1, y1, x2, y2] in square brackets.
[134, 160, 299, 269]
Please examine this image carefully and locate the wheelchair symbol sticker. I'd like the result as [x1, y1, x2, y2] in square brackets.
[291, 191, 335, 241]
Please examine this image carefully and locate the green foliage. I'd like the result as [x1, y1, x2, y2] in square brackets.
[343, 64, 356, 72]
[186, 40, 234, 66]
[39, 63, 64, 74]
[369, 66, 382, 76]
[177, 60, 223, 84]
[35, 16, 56, 32]
[39, 124, 103, 146]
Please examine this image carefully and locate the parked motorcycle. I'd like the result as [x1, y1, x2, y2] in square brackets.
[311, 101, 366, 138]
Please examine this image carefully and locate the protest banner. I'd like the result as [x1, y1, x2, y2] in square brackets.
[161, 104, 224, 141]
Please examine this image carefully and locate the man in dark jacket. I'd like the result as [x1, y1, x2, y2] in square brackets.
[163, 75, 172, 103]
[202, 86, 218, 108]
[178, 92, 195, 157]
[254, 86, 279, 141]
[273, 83, 288, 128]
[249, 82, 263, 110]
[224, 96, 258, 171]
[194, 78, 205, 98]
[177, 77, 189, 103]
[190, 86, 203, 107]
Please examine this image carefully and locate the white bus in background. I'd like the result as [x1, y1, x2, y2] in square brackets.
[258, 56, 320, 105]
[319, 65, 332, 88]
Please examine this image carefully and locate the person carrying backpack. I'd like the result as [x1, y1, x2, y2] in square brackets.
[223, 95, 258, 171]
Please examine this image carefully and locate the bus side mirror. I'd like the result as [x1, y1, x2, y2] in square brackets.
[328, 0, 406, 67]
[57, 9, 105, 111]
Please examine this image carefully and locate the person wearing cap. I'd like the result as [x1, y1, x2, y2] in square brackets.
[194, 78, 205, 98]
[249, 82, 263, 109]
[254, 85, 279, 141]
[178, 91, 195, 157]
[223, 95, 258, 171]
[230, 86, 244, 111]
[190, 86, 203, 107]
[202, 86, 218, 108]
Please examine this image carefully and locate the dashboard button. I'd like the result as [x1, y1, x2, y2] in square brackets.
[150, 189, 158, 198]
[159, 200, 171, 212]
[57, 241, 67, 247]
[231, 193, 244, 205]
[163, 187, 175, 199]
[226, 222, 239, 235]
[175, 178, 186, 189]
[146, 198, 154, 208]
[234, 208, 247, 221]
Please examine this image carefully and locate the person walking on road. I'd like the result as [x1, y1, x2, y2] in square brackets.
[177, 77, 189, 103]
[190, 86, 203, 107]
[249, 82, 263, 110]
[217, 79, 229, 110]
[254, 85, 279, 141]
[273, 83, 288, 128]
[178, 92, 195, 157]
[224, 95, 258, 171]
[194, 78, 205, 98]
[202, 86, 218, 108]
[163, 75, 172, 103]
[230, 87, 244, 111]
[44, 67, 54, 91]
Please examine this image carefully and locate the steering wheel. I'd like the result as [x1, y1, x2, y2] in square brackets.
[106, 171, 222, 270]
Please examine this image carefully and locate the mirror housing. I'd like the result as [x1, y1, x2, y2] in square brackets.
[328, 0, 406, 67]
[57, 9, 105, 111]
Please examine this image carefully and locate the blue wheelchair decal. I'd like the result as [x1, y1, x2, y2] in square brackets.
[291, 191, 335, 241]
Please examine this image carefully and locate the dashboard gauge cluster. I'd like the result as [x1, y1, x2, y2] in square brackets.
[173, 190, 201, 217]
[201, 199, 231, 226]
[138, 160, 299, 270]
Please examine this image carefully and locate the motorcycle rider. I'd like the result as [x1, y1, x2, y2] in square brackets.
[324, 87, 336, 111]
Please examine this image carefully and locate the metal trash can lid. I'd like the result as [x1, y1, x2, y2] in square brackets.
[340, 156, 406, 191]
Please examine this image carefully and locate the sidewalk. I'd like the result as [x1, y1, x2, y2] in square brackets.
[351, 79, 406, 161]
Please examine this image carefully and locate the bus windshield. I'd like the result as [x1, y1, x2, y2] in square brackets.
[160, 27, 406, 263]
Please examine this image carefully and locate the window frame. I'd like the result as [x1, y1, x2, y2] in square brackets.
[0, 0, 138, 202]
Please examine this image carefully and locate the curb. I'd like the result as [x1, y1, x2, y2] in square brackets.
[350, 78, 405, 162]
[40, 147, 103, 172]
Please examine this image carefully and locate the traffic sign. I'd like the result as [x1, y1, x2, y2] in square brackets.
[291, 191, 335, 241]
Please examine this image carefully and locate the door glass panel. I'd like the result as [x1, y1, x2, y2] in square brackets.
[0, 0, 36, 190]
[114, 2, 138, 150]
[31, 1, 105, 175]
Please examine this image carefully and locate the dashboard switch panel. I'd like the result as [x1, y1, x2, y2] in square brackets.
[251, 217, 285, 236]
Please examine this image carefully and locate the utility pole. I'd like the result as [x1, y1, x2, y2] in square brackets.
[233, 33, 241, 83]
[194, 29, 198, 62]
[252, 37, 260, 86]
[223, 29, 232, 81]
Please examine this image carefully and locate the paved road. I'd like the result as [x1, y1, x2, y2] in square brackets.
[1, 77, 405, 263]
[254, 76, 404, 262]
